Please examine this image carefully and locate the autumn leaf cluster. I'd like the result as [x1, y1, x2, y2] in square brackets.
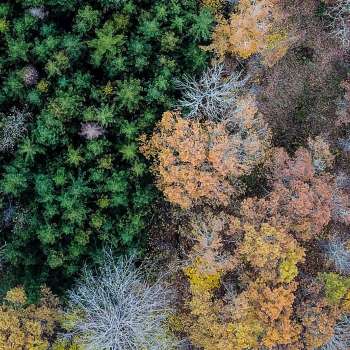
[0, 287, 60, 350]
[206, 0, 294, 66]
[141, 94, 270, 208]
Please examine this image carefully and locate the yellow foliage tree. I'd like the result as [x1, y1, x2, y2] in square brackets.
[0, 286, 60, 350]
[184, 257, 303, 349]
[52, 340, 81, 350]
[184, 251, 237, 350]
[182, 213, 304, 349]
[182, 211, 240, 350]
[201, 0, 225, 13]
[237, 223, 305, 282]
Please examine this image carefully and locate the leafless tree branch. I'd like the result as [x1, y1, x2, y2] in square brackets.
[175, 64, 248, 121]
[65, 250, 179, 350]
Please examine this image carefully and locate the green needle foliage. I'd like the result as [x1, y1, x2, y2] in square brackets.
[0, 0, 213, 294]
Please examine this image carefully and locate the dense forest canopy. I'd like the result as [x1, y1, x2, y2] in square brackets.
[1, 0, 350, 349]
[0, 0, 213, 294]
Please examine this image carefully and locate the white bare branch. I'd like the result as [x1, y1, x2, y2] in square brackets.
[65, 250, 178, 350]
[175, 64, 248, 121]
[0, 109, 28, 152]
[327, 0, 350, 48]
[319, 315, 350, 350]
[325, 236, 350, 275]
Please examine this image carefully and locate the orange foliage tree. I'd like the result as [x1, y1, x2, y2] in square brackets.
[232, 280, 301, 349]
[296, 279, 344, 350]
[241, 147, 334, 241]
[140, 95, 270, 208]
[207, 0, 293, 66]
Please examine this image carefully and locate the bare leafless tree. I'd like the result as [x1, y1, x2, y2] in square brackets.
[325, 236, 350, 275]
[331, 173, 350, 225]
[319, 315, 350, 350]
[0, 109, 28, 152]
[327, 0, 350, 48]
[65, 250, 178, 350]
[175, 64, 248, 121]
[338, 137, 350, 153]
[28, 6, 48, 19]
[335, 172, 350, 190]
[79, 122, 105, 140]
[22, 65, 39, 86]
